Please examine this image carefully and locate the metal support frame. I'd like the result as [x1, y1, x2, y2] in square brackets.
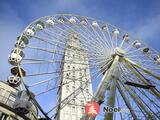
[17, 64, 51, 120]
[114, 79, 138, 120]
[86, 55, 119, 120]
[124, 58, 160, 81]
[121, 81, 155, 119]
[104, 80, 117, 120]
[125, 61, 160, 98]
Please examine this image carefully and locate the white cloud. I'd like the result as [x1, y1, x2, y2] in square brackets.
[130, 15, 160, 51]
[133, 15, 160, 41]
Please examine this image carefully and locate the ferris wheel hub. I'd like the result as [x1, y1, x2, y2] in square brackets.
[115, 47, 126, 57]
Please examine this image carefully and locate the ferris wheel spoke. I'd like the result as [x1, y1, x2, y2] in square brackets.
[106, 30, 116, 51]
[137, 88, 160, 112]
[85, 20, 110, 50]
[22, 56, 107, 65]
[90, 59, 112, 81]
[115, 34, 119, 48]
[61, 16, 97, 41]
[104, 29, 115, 50]
[93, 60, 114, 81]
[128, 86, 159, 119]
[127, 51, 156, 61]
[47, 82, 87, 116]
[124, 38, 140, 52]
[43, 27, 107, 58]
[44, 27, 104, 56]
[119, 62, 159, 91]
[26, 45, 82, 59]
[126, 63, 160, 98]
[64, 16, 110, 50]
[75, 17, 111, 50]
[129, 57, 159, 67]
[125, 47, 145, 55]
[118, 62, 132, 78]
[97, 25, 114, 50]
[120, 80, 156, 119]
[35, 80, 73, 96]
[26, 67, 86, 77]
[65, 76, 89, 105]
[28, 77, 58, 87]
[25, 60, 106, 78]
[114, 79, 138, 120]
[35, 70, 91, 97]
[22, 59, 89, 66]
[32, 35, 105, 60]
[126, 53, 149, 59]
[32, 35, 63, 47]
[77, 37, 106, 59]
[110, 33, 117, 49]
[16, 64, 51, 119]
[79, 26, 109, 51]
[48, 64, 103, 118]
[120, 76, 149, 117]
[128, 58, 154, 64]
[53, 17, 106, 55]
[28, 71, 87, 88]
[119, 35, 127, 49]
[140, 88, 160, 109]
[130, 60, 160, 72]
[120, 61, 159, 86]
[129, 52, 158, 67]
[90, 56, 119, 118]
[124, 58, 160, 81]
[22, 47, 109, 68]
[116, 94, 124, 120]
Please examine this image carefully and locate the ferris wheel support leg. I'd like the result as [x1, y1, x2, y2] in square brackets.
[126, 62, 160, 98]
[104, 79, 116, 120]
[17, 64, 51, 120]
[19, 83, 23, 90]
[121, 81, 155, 119]
[87, 56, 120, 120]
[114, 79, 138, 120]
[124, 58, 160, 81]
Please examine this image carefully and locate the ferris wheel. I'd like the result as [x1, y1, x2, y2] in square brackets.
[7, 14, 160, 120]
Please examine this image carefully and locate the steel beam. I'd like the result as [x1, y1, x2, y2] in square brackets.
[86, 56, 119, 120]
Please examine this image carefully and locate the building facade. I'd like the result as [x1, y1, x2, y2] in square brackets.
[0, 81, 38, 120]
[55, 32, 93, 120]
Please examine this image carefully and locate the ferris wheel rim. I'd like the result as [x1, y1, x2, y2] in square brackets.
[8, 13, 160, 119]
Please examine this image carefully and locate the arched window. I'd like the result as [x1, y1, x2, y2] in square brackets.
[72, 86, 75, 91]
[66, 85, 69, 90]
[72, 99, 76, 104]
[0, 112, 9, 120]
[66, 73, 70, 78]
[67, 65, 70, 69]
[86, 89, 89, 93]
[72, 106, 76, 112]
[80, 100, 84, 105]
[81, 107, 84, 113]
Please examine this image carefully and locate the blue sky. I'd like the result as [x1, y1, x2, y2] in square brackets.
[0, 0, 160, 79]
[0, 0, 160, 119]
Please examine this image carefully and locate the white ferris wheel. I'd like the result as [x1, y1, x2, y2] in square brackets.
[7, 14, 160, 120]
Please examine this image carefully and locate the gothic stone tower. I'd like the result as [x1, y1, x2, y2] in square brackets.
[55, 32, 93, 120]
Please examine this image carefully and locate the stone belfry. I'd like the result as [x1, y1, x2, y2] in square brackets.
[55, 31, 93, 120]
